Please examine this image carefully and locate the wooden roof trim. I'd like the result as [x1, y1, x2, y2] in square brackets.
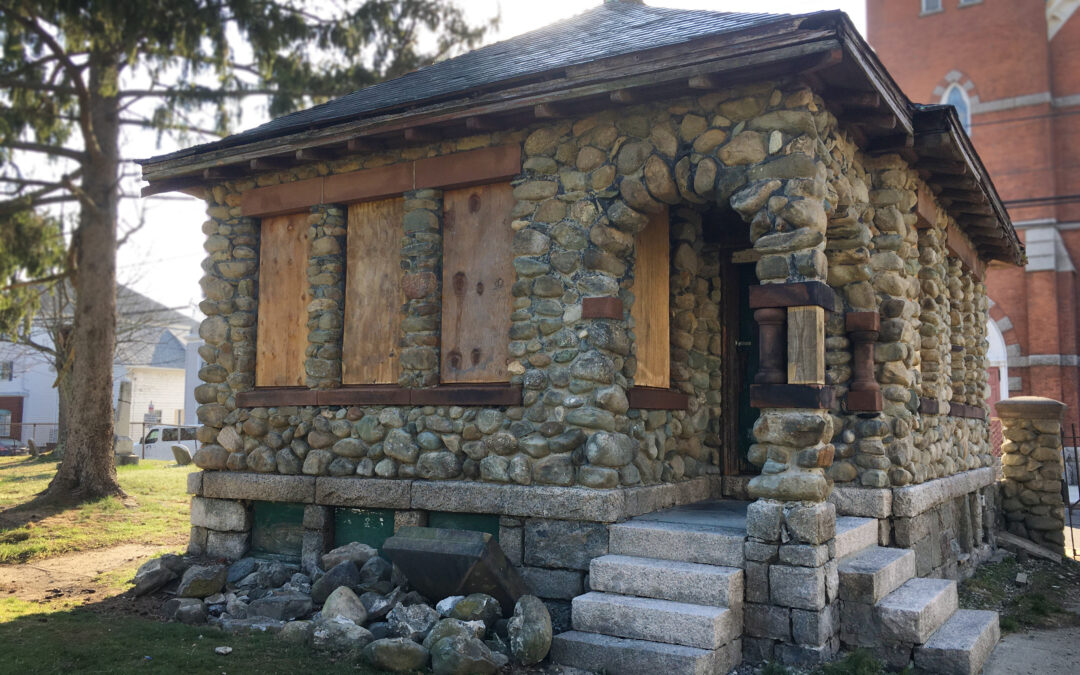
[240, 145, 522, 217]
[138, 27, 844, 183]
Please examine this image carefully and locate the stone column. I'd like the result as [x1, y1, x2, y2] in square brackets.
[998, 396, 1067, 552]
[744, 499, 839, 664]
[306, 204, 347, 389]
[400, 189, 443, 388]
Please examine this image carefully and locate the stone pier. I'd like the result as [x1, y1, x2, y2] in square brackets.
[998, 396, 1068, 553]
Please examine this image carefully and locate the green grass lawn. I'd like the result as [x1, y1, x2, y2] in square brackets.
[0, 455, 196, 564]
[0, 607, 378, 674]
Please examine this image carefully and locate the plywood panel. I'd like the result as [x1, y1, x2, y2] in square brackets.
[787, 305, 825, 385]
[631, 208, 671, 388]
[343, 198, 404, 385]
[255, 212, 310, 387]
[441, 183, 515, 383]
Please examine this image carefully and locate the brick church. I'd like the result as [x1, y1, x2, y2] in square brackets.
[868, 0, 1080, 432]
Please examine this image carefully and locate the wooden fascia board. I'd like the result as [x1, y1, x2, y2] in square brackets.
[139, 31, 843, 184]
[239, 144, 522, 217]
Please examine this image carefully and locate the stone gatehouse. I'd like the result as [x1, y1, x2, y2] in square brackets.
[139, 3, 1025, 672]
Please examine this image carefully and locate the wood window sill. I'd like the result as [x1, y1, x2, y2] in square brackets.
[236, 384, 521, 408]
[628, 387, 690, 410]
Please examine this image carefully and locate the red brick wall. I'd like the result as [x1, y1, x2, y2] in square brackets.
[869, 0, 1080, 431]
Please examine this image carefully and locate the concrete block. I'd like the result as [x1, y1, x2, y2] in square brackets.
[301, 529, 330, 575]
[609, 520, 744, 567]
[410, 480, 625, 522]
[188, 526, 207, 555]
[792, 603, 839, 647]
[498, 524, 523, 566]
[203, 472, 315, 503]
[834, 516, 877, 559]
[589, 554, 743, 608]
[746, 499, 783, 542]
[572, 592, 738, 650]
[622, 477, 711, 517]
[769, 564, 826, 610]
[315, 477, 411, 508]
[774, 639, 838, 665]
[745, 561, 770, 604]
[742, 636, 775, 664]
[205, 530, 250, 561]
[778, 543, 830, 567]
[744, 602, 791, 641]
[838, 546, 916, 604]
[829, 485, 892, 518]
[784, 501, 835, 545]
[914, 609, 999, 675]
[519, 566, 583, 600]
[187, 471, 204, 496]
[302, 504, 332, 530]
[190, 497, 251, 532]
[393, 510, 427, 530]
[524, 519, 608, 571]
[877, 578, 957, 644]
[744, 541, 779, 562]
[551, 631, 740, 675]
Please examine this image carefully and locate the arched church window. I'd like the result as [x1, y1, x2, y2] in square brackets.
[943, 84, 972, 134]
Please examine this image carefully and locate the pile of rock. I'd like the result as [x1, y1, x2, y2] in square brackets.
[133, 542, 552, 672]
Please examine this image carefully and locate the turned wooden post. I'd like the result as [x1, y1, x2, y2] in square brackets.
[846, 311, 882, 412]
[755, 307, 787, 385]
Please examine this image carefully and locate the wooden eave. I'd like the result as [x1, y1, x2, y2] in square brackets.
[911, 106, 1025, 266]
[138, 13, 863, 185]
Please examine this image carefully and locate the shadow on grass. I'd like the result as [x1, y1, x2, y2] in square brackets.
[0, 597, 385, 674]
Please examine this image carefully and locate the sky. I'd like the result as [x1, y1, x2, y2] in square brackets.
[126, 0, 866, 318]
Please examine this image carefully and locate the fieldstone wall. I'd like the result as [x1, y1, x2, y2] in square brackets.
[998, 396, 1068, 552]
[191, 78, 851, 500]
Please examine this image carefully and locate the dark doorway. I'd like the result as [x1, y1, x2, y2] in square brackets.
[0, 396, 23, 440]
[704, 207, 758, 475]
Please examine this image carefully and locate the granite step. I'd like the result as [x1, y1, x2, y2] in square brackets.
[913, 609, 1000, 675]
[838, 546, 917, 604]
[608, 520, 745, 567]
[876, 577, 958, 644]
[835, 516, 878, 559]
[589, 554, 743, 608]
[571, 591, 739, 650]
[551, 631, 742, 675]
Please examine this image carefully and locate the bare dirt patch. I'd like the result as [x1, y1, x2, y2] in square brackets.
[0, 542, 169, 607]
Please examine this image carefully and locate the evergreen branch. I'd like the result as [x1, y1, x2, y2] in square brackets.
[2, 271, 69, 292]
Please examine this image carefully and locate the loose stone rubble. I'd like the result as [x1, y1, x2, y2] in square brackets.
[132, 542, 552, 672]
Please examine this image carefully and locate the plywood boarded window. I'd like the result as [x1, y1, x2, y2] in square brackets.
[255, 212, 310, 387]
[441, 183, 514, 383]
[631, 208, 671, 388]
[343, 197, 404, 384]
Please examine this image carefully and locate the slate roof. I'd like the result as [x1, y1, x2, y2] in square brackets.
[169, 2, 788, 158]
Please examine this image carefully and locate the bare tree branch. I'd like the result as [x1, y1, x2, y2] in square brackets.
[5, 140, 85, 162]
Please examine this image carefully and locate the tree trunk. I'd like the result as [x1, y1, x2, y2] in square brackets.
[43, 54, 124, 503]
[55, 363, 73, 456]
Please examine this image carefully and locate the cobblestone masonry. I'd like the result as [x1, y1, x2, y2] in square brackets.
[190, 79, 996, 558]
[998, 397, 1068, 552]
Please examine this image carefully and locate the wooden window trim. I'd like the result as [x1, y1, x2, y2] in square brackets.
[627, 386, 689, 410]
[236, 384, 521, 408]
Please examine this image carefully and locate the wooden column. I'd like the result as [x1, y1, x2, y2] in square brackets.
[845, 311, 882, 412]
[754, 308, 787, 384]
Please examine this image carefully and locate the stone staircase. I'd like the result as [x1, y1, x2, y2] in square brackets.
[550, 517, 746, 674]
[835, 516, 1000, 674]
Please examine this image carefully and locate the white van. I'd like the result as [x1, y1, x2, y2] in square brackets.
[140, 425, 200, 461]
